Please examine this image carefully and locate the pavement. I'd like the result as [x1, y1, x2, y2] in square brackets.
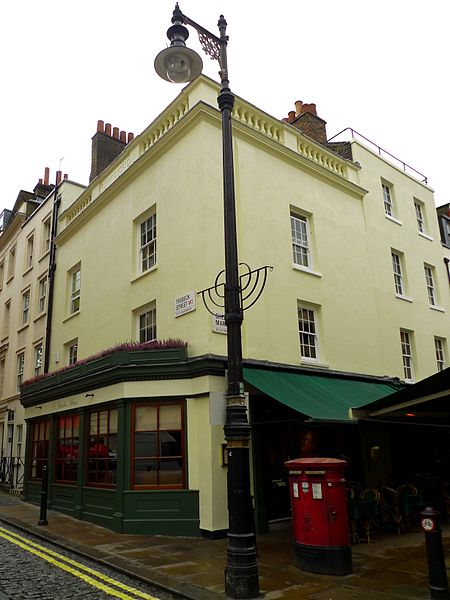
[0, 490, 449, 599]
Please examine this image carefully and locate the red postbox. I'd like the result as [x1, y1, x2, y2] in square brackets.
[285, 457, 352, 575]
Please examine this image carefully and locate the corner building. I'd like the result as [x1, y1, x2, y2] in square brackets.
[20, 77, 449, 536]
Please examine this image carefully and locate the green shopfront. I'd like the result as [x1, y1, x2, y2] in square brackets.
[21, 347, 227, 537]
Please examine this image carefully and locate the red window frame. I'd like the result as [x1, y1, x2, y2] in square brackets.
[131, 401, 185, 489]
[86, 408, 118, 488]
[55, 414, 79, 484]
[29, 419, 50, 480]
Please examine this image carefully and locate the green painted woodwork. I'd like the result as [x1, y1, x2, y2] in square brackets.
[122, 490, 200, 536]
[23, 393, 201, 537]
[21, 349, 224, 408]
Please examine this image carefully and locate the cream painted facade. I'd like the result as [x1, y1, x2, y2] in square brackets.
[16, 76, 449, 534]
[0, 179, 84, 490]
[51, 77, 448, 381]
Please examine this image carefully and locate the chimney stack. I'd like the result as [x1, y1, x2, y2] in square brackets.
[283, 100, 327, 145]
[89, 119, 135, 182]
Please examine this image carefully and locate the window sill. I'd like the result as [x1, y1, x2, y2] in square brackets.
[5, 275, 14, 285]
[292, 265, 322, 278]
[33, 312, 46, 323]
[418, 232, 433, 242]
[39, 250, 51, 263]
[130, 265, 158, 284]
[22, 266, 33, 276]
[17, 323, 30, 333]
[430, 305, 446, 313]
[62, 310, 80, 324]
[395, 294, 414, 303]
[385, 214, 402, 226]
[300, 359, 329, 369]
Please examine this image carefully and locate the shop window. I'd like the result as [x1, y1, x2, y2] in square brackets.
[132, 402, 184, 489]
[55, 414, 79, 483]
[30, 419, 50, 480]
[87, 408, 118, 487]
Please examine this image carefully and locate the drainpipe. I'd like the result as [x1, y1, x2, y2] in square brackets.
[43, 171, 62, 373]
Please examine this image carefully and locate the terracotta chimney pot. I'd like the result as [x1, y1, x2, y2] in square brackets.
[127, 132, 134, 143]
[97, 120, 105, 133]
[113, 127, 119, 139]
[288, 110, 296, 123]
[44, 167, 50, 186]
[295, 100, 303, 116]
[120, 130, 126, 143]
[105, 123, 112, 136]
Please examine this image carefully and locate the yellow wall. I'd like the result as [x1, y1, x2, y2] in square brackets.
[51, 79, 448, 383]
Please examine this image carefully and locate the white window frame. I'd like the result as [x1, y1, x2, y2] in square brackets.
[16, 424, 23, 459]
[391, 251, 405, 296]
[22, 289, 31, 325]
[38, 275, 47, 314]
[424, 265, 436, 306]
[70, 266, 81, 314]
[16, 352, 25, 391]
[137, 305, 157, 343]
[3, 300, 11, 339]
[34, 343, 43, 376]
[298, 304, 319, 361]
[434, 337, 446, 372]
[400, 330, 414, 382]
[414, 200, 426, 234]
[68, 340, 78, 365]
[25, 234, 34, 270]
[7, 246, 16, 280]
[139, 213, 157, 274]
[291, 213, 312, 269]
[42, 216, 51, 255]
[382, 182, 394, 217]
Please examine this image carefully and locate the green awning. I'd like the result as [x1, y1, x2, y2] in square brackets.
[244, 367, 401, 422]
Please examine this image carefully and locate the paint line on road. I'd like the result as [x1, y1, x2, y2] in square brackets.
[0, 526, 159, 600]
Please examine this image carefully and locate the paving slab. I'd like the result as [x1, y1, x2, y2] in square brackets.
[1, 491, 449, 599]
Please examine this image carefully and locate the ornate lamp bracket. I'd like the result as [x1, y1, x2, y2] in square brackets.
[198, 264, 273, 316]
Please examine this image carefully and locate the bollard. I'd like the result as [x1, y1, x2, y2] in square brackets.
[421, 506, 449, 599]
[37, 465, 49, 526]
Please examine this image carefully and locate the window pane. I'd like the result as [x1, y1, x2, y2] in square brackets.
[135, 432, 158, 458]
[90, 413, 97, 435]
[160, 431, 182, 457]
[159, 459, 183, 485]
[159, 405, 181, 430]
[135, 406, 157, 431]
[134, 459, 158, 485]
[72, 415, 80, 437]
[109, 409, 118, 433]
[98, 411, 108, 435]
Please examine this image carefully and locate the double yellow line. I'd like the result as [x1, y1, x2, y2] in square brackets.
[0, 525, 160, 600]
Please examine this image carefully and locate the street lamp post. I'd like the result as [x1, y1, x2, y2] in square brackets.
[155, 5, 260, 599]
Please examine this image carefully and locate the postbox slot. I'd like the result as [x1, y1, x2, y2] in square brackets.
[304, 470, 326, 475]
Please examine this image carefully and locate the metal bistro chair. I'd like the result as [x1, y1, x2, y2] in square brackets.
[397, 484, 419, 530]
[380, 487, 402, 535]
[346, 485, 361, 544]
[358, 488, 382, 543]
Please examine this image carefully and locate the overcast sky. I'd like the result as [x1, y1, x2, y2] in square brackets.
[1, 1, 448, 212]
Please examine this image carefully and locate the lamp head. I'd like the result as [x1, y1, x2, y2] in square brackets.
[154, 46, 203, 83]
[154, 3, 203, 84]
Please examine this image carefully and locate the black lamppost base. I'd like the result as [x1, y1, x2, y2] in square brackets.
[225, 564, 260, 599]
